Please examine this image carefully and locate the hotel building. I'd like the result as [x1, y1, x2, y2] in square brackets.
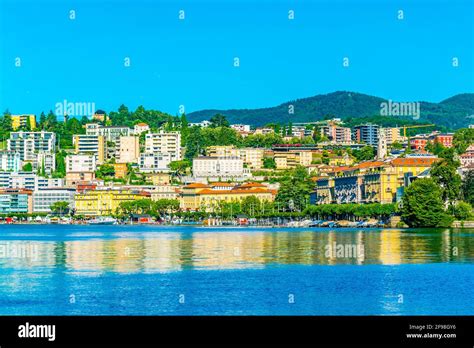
[180, 182, 276, 212]
[74, 189, 150, 216]
[192, 156, 245, 180]
[33, 188, 76, 213]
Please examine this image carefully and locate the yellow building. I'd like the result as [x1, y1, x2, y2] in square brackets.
[312, 157, 438, 204]
[144, 172, 171, 185]
[75, 189, 150, 216]
[180, 182, 276, 212]
[274, 150, 312, 169]
[112, 163, 128, 179]
[11, 114, 36, 130]
[328, 155, 354, 166]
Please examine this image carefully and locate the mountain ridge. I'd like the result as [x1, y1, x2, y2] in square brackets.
[187, 91, 474, 129]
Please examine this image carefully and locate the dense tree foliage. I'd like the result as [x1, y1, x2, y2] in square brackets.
[275, 166, 313, 211]
[430, 147, 461, 206]
[453, 128, 474, 153]
[117, 199, 180, 217]
[50, 201, 70, 215]
[401, 178, 453, 227]
[462, 170, 474, 206]
[351, 146, 375, 162]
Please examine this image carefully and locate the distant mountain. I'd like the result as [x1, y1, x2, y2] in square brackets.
[187, 91, 474, 129]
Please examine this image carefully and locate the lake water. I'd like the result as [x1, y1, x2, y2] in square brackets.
[0, 225, 473, 315]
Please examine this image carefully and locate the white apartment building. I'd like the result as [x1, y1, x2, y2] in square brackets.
[33, 188, 76, 213]
[193, 156, 244, 179]
[0, 172, 63, 190]
[66, 154, 97, 173]
[139, 153, 172, 173]
[85, 123, 131, 142]
[145, 131, 182, 161]
[7, 131, 56, 162]
[117, 136, 140, 163]
[73, 134, 106, 164]
[34, 151, 56, 175]
[0, 151, 22, 172]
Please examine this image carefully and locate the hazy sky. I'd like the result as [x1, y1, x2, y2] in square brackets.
[1, 0, 473, 117]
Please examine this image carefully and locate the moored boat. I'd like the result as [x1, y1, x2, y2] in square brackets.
[88, 217, 117, 225]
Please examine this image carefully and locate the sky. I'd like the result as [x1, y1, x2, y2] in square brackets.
[0, 0, 473, 117]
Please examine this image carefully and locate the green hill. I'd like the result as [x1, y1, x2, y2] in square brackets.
[187, 91, 474, 129]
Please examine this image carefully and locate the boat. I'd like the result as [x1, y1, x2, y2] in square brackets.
[88, 217, 117, 225]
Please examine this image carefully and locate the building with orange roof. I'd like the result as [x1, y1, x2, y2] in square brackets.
[134, 122, 150, 135]
[311, 157, 437, 205]
[180, 182, 276, 211]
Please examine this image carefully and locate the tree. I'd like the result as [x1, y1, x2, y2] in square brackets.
[22, 162, 33, 172]
[352, 146, 375, 162]
[275, 166, 312, 211]
[430, 155, 461, 206]
[263, 157, 276, 169]
[425, 141, 445, 155]
[153, 199, 180, 216]
[52, 150, 67, 178]
[453, 128, 474, 154]
[401, 178, 452, 227]
[169, 159, 191, 177]
[209, 114, 229, 128]
[96, 164, 115, 179]
[390, 141, 403, 150]
[39, 111, 46, 127]
[453, 202, 472, 220]
[461, 170, 474, 205]
[50, 201, 70, 215]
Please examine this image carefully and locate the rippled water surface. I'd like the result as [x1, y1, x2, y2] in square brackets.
[0, 225, 473, 315]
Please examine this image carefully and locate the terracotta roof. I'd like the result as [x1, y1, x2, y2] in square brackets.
[210, 182, 235, 187]
[390, 157, 438, 167]
[238, 182, 266, 188]
[183, 183, 209, 188]
[354, 161, 386, 169]
[197, 188, 273, 195]
[136, 122, 148, 126]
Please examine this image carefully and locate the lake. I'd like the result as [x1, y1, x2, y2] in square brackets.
[0, 225, 473, 315]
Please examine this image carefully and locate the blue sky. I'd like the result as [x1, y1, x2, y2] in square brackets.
[0, 0, 473, 117]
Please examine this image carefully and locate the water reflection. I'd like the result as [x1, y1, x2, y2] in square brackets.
[0, 227, 473, 273]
